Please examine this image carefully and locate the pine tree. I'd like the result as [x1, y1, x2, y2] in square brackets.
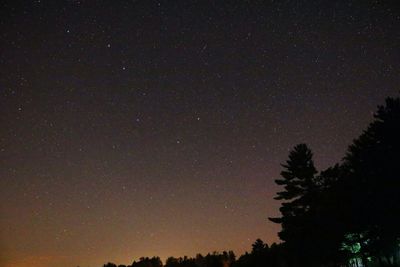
[269, 144, 319, 266]
[269, 143, 317, 225]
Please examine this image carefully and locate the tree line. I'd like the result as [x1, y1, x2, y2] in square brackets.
[103, 96, 400, 267]
[102, 241, 286, 267]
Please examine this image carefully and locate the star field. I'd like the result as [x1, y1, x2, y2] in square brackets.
[0, 1, 399, 267]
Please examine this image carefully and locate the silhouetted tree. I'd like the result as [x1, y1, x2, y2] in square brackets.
[339, 96, 400, 266]
[269, 143, 320, 266]
[310, 164, 348, 266]
[165, 257, 180, 267]
[251, 239, 269, 267]
[251, 238, 267, 254]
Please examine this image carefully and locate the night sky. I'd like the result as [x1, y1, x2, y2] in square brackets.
[1, 1, 399, 267]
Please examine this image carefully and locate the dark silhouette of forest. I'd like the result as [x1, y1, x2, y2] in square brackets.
[102, 96, 400, 267]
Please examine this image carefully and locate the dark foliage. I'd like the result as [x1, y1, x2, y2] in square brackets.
[270, 96, 400, 267]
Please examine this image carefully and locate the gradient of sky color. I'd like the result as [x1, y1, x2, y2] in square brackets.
[1, 1, 399, 267]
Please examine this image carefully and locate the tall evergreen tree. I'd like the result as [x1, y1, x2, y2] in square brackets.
[269, 144, 318, 232]
[269, 144, 319, 266]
